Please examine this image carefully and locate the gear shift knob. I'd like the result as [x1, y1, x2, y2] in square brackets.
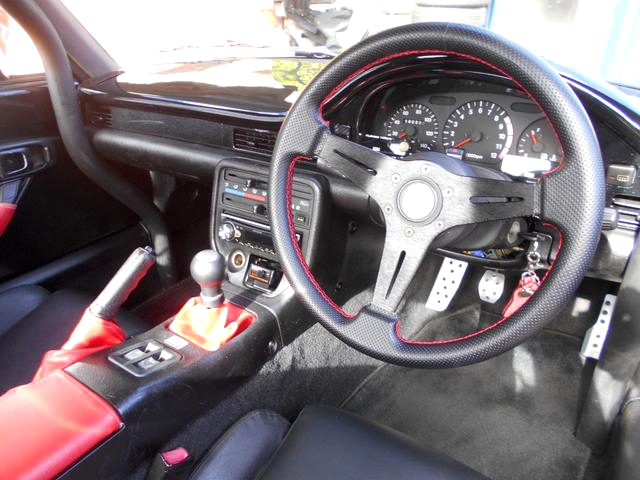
[190, 250, 225, 308]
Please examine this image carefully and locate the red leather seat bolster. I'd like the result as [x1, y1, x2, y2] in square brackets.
[0, 203, 16, 237]
[0, 370, 123, 479]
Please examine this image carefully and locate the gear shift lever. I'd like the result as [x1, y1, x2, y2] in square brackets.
[170, 249, 255, 351]
[190, 250, 225, 308]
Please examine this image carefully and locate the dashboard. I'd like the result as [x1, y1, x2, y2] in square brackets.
[78, 54, 640, 283]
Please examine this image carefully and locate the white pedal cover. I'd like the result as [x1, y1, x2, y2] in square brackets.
[581, 294, 617, 360]
[478, 270, 506, 304]
[426, 257, 468, 312]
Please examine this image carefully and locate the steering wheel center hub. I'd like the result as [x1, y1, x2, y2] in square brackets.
[397, 179, 441, 223]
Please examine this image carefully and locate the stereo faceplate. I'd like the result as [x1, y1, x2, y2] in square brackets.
[212, 163, 318, 295]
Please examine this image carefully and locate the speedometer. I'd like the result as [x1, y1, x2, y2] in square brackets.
[442, 100, 513, 163]
[384, 103, 439, 155]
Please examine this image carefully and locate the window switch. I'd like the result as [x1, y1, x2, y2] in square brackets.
[124, 348, 145, 361]
[158, 350, 174, 361]
[144, 341, 161, 353]
[137, 356, 160, 370]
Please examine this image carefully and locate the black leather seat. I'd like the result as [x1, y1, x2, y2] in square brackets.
[190, 406, 487, 480]
[0, 285, 149, 394]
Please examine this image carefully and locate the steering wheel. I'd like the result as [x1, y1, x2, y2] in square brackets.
[268, 23, 604, 368]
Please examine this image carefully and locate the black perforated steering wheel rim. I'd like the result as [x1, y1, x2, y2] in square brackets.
[268, 22, 605, 368]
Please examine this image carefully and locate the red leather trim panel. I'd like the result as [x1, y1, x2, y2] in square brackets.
[0, 370, 122, 480]
[0, 203, 16, 237]
[33, 309, 126, 381]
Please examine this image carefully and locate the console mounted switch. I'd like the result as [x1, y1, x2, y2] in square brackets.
[252, 204, 267, 216]
[607, 164, 636, 187]
[109, 341, 181, 377]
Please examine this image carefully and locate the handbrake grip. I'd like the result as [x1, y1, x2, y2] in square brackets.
[90, 246, 156, 320]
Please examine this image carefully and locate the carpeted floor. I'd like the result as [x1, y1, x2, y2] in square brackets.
[141, 281, 600, 480]
[342, 328, 591, 480]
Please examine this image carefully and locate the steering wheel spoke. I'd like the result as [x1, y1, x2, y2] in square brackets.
[315, 131, 395, 199]
[371, 217, 437, 312]
[438, 173, 540, 229]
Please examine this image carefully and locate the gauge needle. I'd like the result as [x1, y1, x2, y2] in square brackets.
[454, 137, 472, 148]
[530, 131, 538, 145]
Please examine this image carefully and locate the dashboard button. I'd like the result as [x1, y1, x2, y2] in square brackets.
[252, 204, 267, 216]
[607, 164, 636, 187]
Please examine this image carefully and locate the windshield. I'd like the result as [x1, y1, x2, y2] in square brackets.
[62, 0, 639, 90]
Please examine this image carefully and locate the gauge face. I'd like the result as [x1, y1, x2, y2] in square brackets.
[442, 100, 513, 163]
[517, 118, 562, 162]
[384, 103, 439, 155]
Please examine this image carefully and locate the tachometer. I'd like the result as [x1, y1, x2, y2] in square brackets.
[442, 100, 513, 163]
[517, 118, 562, 162]
[384, 103, 439, 155]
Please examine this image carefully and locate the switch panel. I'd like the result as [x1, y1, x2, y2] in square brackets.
[109, 340, 181, 377]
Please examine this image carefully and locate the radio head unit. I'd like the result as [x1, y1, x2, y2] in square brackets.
[212, 162, 321, 295]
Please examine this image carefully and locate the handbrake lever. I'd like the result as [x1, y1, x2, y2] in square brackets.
[90, 246, 156, 321]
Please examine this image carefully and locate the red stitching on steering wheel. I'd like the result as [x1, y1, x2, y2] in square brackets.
[286, 155, 356, 319]
[319, 49, 564, 175]
[284, 48, 568, 345]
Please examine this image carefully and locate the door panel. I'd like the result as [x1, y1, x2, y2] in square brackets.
[0, 77, 138, 282]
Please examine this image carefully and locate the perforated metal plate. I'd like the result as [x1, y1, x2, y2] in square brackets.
[478, 270, 506, 304]
[581, 294, 617, 360]
[426, 257, 468, 312]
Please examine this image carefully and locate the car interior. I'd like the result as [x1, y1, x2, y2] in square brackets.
[0, 1, 639, 479]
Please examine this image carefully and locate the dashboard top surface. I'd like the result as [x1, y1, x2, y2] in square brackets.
[103, 58, 327, 117]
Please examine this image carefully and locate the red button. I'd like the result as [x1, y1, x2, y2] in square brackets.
[161, 447, 190, 466]
[244, 192, 266, 202]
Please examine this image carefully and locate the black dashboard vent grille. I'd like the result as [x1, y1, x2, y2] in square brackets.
[87, 104, 113, 128]
[233, 128, 277, 156]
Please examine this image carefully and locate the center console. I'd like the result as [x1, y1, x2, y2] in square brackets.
[43, 159, 334, 478]
[211, 158, 326, 295]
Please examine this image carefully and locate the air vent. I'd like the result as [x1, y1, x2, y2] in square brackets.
[612, 196, 640, 231]
[86, 104, 113, 128]
[233, 128, 277, 156]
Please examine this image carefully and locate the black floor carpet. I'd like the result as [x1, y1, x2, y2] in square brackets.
[342, 329, 591, 480]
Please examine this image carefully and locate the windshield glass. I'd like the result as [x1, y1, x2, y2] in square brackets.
[62, 0, 639, 90]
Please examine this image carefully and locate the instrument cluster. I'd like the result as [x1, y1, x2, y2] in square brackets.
[356, 78, 563, 178]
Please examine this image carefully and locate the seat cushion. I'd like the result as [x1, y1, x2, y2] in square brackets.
[191, 406, 487, 480]
[259, 406, 487, 480]
[190, 410, 290, 480]
[0, 285, 49, 337]
[0, 288, 150, 394]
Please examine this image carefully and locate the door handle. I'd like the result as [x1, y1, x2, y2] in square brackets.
[0, 138, 56, 181]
